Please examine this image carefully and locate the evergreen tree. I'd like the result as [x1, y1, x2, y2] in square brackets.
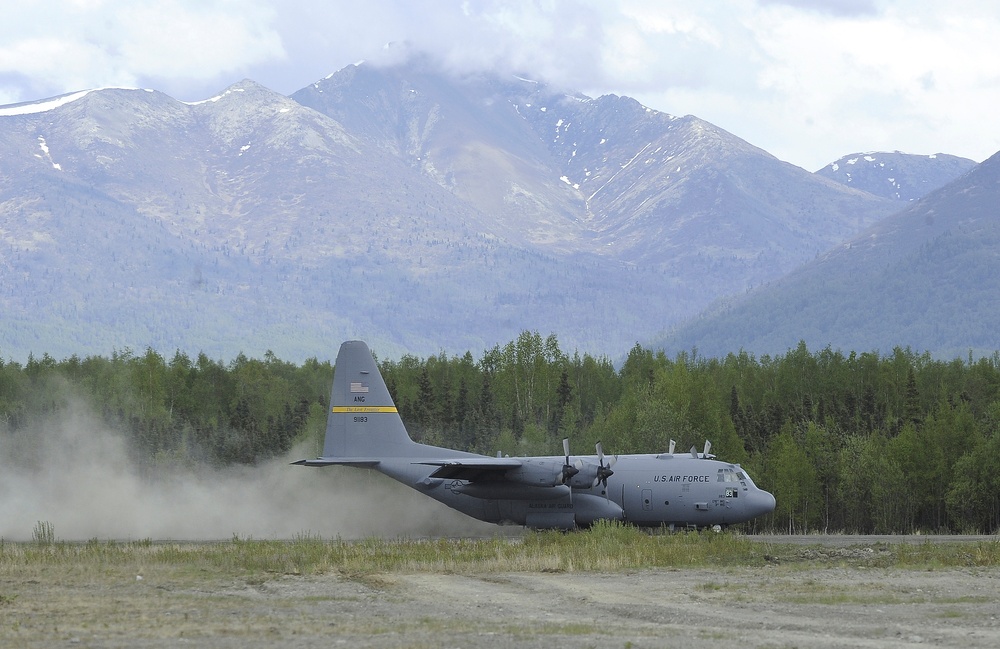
[903, 367, 922, 427]
[552, 369, 572, 434]
[763, 423, 821, 533]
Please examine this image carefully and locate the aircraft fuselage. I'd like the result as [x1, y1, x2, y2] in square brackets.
[377, 452, 774, 530]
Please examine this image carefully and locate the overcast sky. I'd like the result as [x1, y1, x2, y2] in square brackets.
[1, 0, 998, 171]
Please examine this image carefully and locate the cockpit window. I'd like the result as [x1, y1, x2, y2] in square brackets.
[717, 468, 742, 482]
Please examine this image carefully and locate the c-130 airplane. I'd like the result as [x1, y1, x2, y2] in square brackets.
[295, 341, 775, 530]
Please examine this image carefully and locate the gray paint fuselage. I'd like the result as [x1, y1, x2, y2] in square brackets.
[380, 453, 774, 528]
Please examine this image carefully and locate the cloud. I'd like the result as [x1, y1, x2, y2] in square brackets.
[118, 2, 284, 79]
[756, 0, 881, 17]
[256, 0, 614, 94]
[0, 0, 284, 101]
[734, 2, 1000, 167]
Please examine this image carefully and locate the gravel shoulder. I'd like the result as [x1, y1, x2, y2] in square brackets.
[3, 537, 1000, 648]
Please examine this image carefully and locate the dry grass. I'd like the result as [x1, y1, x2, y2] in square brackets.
[3, 523, 1000, 581]
[1, 523, 767, 583]
[3, 526, 1000, 648]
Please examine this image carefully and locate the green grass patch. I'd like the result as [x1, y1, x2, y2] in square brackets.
[893, 539, 1000, 568]
[3, 524, 999, 579]
[0, 522, 764, 578]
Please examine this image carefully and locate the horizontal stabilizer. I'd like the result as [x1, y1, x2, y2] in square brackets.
[419, 457, 522, 480]
[291, 458, 381, 468]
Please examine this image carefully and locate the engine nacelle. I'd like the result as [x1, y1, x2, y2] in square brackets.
[505, 458, 566, 487]
[566, 462, 601, 489]
[566, 454, 615, 489]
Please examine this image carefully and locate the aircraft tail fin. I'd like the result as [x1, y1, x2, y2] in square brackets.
[321, 340, 421, 459]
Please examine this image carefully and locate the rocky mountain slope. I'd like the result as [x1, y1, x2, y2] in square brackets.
[0, 57, 977, 361]
[294, 60, 901, 284]
[816, 151, 976, 201]
[657, 150, 1000, 358]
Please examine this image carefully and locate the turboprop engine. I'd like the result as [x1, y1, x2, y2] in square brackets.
[487, 439, 617, 491]
[565, 441, 617, 489]
[504, 456, 575, 487]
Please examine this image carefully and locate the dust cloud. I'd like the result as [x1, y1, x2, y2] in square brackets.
[0, 398, 500, 541]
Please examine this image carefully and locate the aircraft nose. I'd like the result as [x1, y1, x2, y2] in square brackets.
[745, 489, 776, 518]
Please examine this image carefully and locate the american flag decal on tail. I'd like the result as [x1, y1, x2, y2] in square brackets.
[350, 382, 369, 393]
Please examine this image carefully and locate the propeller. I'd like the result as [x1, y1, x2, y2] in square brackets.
[559, 437, 580, 484]
[690, 440, 714, 458]
[594, 441, 616, 488]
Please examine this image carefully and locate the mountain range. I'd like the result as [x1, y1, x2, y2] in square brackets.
[815, 151, 976, 201]
[658, 150, 1000, 358]
[0, 56, 985, 361]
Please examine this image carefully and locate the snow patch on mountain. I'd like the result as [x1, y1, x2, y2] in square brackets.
[817, 151, 976, 201]
[185, 87, 247, 105]
[35, 136, 61, 170]
[0, 90, 94, 116]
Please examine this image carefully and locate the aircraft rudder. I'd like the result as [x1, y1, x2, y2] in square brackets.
[322, 340, 416, 458]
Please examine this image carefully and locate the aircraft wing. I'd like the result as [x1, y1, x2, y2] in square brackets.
[291, 458, 381, 467]
[417, 457, 523, 481]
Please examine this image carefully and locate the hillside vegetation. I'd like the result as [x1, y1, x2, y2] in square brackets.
[3, 332, 1000, 534]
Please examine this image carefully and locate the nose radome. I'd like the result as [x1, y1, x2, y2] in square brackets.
[747, 489, 776, 518]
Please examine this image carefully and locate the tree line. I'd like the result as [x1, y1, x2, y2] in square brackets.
[3, 332, 1000, 533]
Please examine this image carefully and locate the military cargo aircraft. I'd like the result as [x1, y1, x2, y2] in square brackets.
[295, 340, 775, 530]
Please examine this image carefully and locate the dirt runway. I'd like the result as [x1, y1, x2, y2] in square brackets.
[4, 553, 1000, 647]
[4, 535, 1000, 648]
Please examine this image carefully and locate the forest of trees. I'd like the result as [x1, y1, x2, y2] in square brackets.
[4, 331, 1000, 534]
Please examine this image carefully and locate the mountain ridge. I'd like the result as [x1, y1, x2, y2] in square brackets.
[0, 59, 980, 361]
[816, 151, 977, 201]
[656, 150, 1000, 358]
